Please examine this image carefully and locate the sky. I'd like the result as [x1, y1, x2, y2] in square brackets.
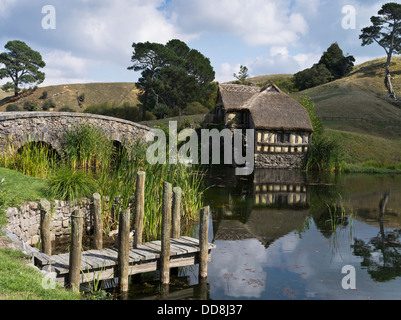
[0, 0, 392, 87]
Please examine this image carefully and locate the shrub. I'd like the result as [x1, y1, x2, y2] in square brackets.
[6, 104, 20, 111]
[46, 167, 98, 202]
[59, 106, 75, 112]
[183, 102, 209, 115]
[23, 100, 38, 111]
[40, 91, 48, 99]
[42, 99, 56, 111]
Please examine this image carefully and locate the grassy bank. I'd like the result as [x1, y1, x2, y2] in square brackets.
[0, 248, 80, 300]
[325, 129, 401, 173]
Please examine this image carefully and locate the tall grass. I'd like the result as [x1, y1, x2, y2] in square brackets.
[46, 167, 98, 202]
[96, 138, 205, 240]
[62, 124, 110, 172]
[306, 134, 344, 173]
[0, 136, 58, 178]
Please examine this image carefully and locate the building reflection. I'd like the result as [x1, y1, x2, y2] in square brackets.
[208, 168, 310, 248]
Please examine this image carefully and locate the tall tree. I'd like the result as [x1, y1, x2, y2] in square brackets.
[0, 40, 46, 97]
[128, 39, 215, 122]
[128, 42, 174, 121]
[234, 65, 249, 84]
[319, 43, 355, 79]
[360, 2, 401, 98]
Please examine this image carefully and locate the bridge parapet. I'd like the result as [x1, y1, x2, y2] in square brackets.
[0, 112, 154, 153]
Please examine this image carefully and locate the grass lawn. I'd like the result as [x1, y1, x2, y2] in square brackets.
[0, 248, 80, 300]
[0, 167, 48, 203]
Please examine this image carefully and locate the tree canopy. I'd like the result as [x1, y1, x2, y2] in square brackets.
[128, 39, 215, 121]
[0, 40, 46, 97]
[360, 2, 401, 98]
[293, 43, 354, 91]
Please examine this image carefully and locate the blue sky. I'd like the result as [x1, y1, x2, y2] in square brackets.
[0, 0, 390, 87]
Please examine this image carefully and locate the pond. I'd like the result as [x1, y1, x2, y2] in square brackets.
[113, 167, 401, 300]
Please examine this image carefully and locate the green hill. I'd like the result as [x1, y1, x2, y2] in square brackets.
[0, 82, 140, 112]
[293, 56, 401, 168]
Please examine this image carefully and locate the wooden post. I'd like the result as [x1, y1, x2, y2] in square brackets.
[133, 171, 145, 248]
[40, 199, 52, 256]
[69, 209, 83, 292]
[93, 193, 103, 250]
[199, 206, 210, 279]
[171, 187, 182, 239]
[118, 209, 131, 293]
[160, 182, 172, 285]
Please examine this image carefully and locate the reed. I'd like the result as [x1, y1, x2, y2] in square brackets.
[62, 124, 110, 172]
[46, 167, 98, 202]
[0, 136, 58, 179]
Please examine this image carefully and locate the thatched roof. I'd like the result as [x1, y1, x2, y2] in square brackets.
[218, 83, 313, 132]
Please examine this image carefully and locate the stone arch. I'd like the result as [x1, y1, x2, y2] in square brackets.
[0, 112, 154, 157]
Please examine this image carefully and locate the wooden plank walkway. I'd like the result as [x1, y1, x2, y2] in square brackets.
[34, 236, 216, 286]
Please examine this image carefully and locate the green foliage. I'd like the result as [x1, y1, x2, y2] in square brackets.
[234, 65, 249, 84]
[84, 102, 156, 122]
[360, 2, 401, 70]
[294, 63, 332, 91]
[306, 134, 344, 173]
[0, 139, 58, 179]
[319, 43, 355, 79]
[42, 98, 56, 110]
[40, 91, 48, 99]
[152, 103, 171, 119]
[46, 167, 98, 202]
[299, 94, 323, 136]
[183, 102, 210, 115]
[300, 94, 344, 172]
[62, 124, 110, 172]
[23, 100, 38, 111]
[129, 39, 215, 121]
[58, 106, 75, 112]
[293, 43, 355, 91]
[0, 40, 46, 97]
[5, 104, 20, 111]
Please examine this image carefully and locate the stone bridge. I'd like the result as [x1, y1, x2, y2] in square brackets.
[0, 112, 154, 154]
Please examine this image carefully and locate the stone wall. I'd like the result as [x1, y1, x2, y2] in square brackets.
[254, 153, 308, 170]
[5, 199, 93, 246]
[0, 112, 154, 154]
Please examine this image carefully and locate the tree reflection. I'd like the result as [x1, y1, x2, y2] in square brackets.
[352, 193, 401, 282]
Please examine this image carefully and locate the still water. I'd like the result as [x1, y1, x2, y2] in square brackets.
[122, 167, 401, 300]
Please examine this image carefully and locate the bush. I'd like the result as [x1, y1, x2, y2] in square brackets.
[46, 167, 98, 202]
[42, 99, 56, 111]
[23, 100, 38, 111]
[59, 106, 75, 112]
[84, 102, 156, 122]
[40, 91, 48, 99]
[183, 102, 210, 115]
[6, 104, 20, 111]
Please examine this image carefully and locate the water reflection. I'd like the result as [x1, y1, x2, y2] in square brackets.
[121, 168, 401, 300]
[203, 169, 401, 300]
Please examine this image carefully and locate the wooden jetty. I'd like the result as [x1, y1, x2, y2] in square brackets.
[34, 236, 216, 287]
[33, 172, 216, 291]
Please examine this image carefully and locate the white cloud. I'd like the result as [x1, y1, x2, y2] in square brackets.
[216, 49, 321, 82]
[170, 0, 309, 47]
[41, 50, 97, 86]
[0, 0, 17, 17]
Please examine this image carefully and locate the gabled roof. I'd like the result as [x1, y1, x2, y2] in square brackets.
[218, 83, 313, 132]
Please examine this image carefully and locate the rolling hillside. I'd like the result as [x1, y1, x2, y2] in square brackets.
[0, 82, 140, 112]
